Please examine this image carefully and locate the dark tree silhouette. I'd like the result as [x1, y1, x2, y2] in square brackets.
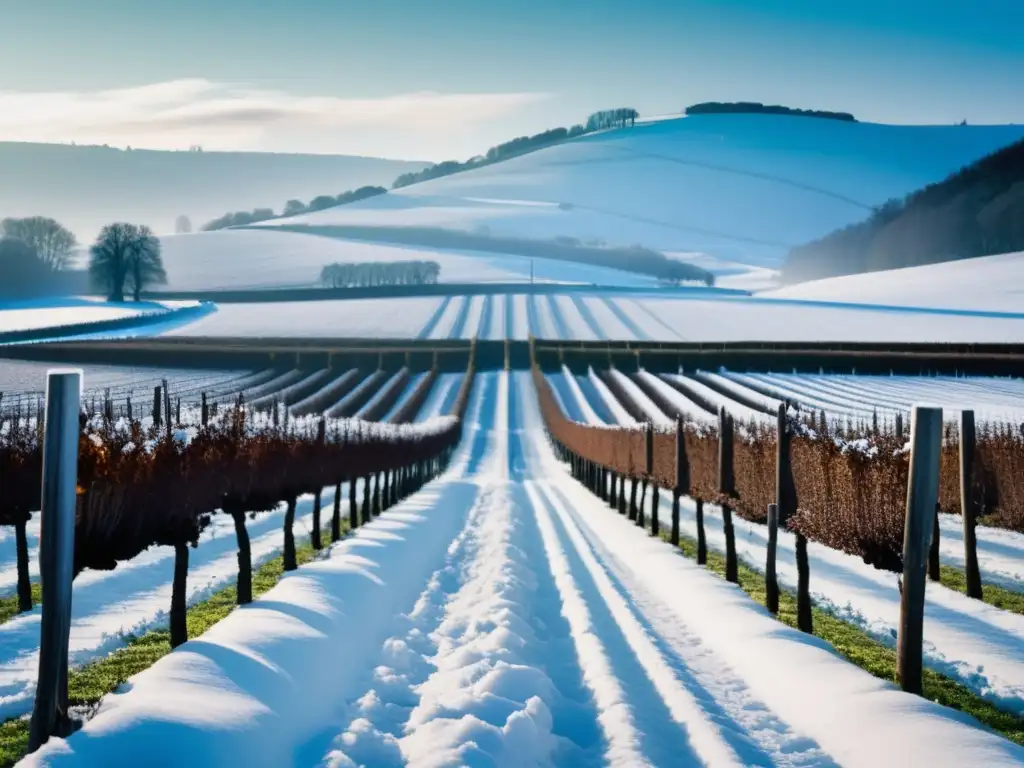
[283, 199, 306, 217]
[90, 223, 167, 302]
[319, 260, 441, 288]
[1, 217, 77, 271]
[0, 237, 52, 297]
[126, 225, 167, 301]
[684, 102, 856, 122]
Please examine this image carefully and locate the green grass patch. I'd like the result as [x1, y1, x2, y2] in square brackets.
[662, 530, 1024, 746]
[0, 524, 345, 768]
[940, 565, 1024, 616]
[0, 584, 42, 626]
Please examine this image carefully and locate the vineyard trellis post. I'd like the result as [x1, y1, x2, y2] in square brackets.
[766, 503, 779, 614]
[152, 385, 162, 426]
[898, 405, 943, 696]
[646, 422, 659, 535]
[718, 407, 738, 583]
[28, 370, 82, 752]
[672, 415, 687, 547]
[959, 411, 983, 599]
[201, 393, 208, 426]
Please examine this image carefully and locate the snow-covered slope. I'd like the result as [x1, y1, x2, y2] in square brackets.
[256, 115, 1024, 271]
[765, 251, 1024, 313]
[153, 229, 658, 291]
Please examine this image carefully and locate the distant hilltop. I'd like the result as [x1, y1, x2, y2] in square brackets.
[685, 102, 857, 122]
[0, 142, 427, 242]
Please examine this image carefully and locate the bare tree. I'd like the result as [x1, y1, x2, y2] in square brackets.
[1, 217, 77, 271]
[126, 225, 167, 301]
[89, 223, 167, 302]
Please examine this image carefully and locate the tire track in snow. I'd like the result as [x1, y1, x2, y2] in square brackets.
[545, 483, 834, 767]
[570, 296, 608, 341]
[446, 296, 474, 340]
[544, 295, 573, 340]
[417, 296, 453, 340]
[598, 297, 654, 341]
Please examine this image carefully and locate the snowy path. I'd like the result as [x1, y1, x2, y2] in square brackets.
[27, 371, 1024, 767]
[662, 495, 1024, 715]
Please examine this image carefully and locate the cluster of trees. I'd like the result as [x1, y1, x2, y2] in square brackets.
[88, 223, 168, 301]
[285, 224, 713, 286]
[392, 108, 640, 190]
[783, 136, 1024, 282]
[684, 102, 857, 122]
[319, 260, 441, 288]
[585, 108, 639, 131]
[200, 186, 387, 231]
[0, 217, 80, 298]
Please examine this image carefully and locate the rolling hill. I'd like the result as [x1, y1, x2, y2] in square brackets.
[0, 142, 427, 243]
[253, 114, 1024, 273]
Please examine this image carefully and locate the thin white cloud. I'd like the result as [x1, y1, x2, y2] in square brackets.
[0, 79, 550, 156]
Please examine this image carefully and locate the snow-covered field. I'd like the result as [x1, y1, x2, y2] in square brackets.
[156, 229, 658, 291]
[258, 115, 1024, 272]
[23, 372, 1024, 767]
[722, 371, 1024, 425]
[0, 300, 161, 335]
[764, 251, 1024, 314]
[160, 289, 1024, 343]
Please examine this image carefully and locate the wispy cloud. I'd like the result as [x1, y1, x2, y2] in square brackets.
[0, 79, 550, 157]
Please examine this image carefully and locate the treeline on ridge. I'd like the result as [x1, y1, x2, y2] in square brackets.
[201, 186, 387, 231]
[319, 260, 441, 288]
[281, 224, 714, 285]
[783, 136, 1024, 282]
[199, 105, 640, 232]
[685, 102, 856, 122]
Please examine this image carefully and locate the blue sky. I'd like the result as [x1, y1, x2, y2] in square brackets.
[2, 0, 1022, 159]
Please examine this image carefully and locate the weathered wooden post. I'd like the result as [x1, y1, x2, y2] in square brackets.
[645, 422, 659, 535]
[766, 503, 779, 614]
[126, 396, 133, 422]
[201, 393, 208, 426]
[777, 403, 810, 631]
[898, 405, 943, 695]
[695, 499, 707, 565]
[163, 379, 172, 436]
[959, 411, 982, 599]
[28, 370, 81, 752]
[671, 415, 687, 547]
[609, 471, 618, 509]
[628, 477, 638, 521]
[361, 476, 371, 523]
[928, 501, 941, 582]
[331, 482, 343, 543]
[349, 478, 358, 529]
[718, 407, 738, 583]
[152, 385, 162, 426]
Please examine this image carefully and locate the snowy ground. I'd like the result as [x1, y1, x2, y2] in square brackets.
[160, 290, 1024, 343]
[155, 229, 658, 291]
[258, 115, 1024, 270]
[25, 372, 1024, 767]
[763, 251, 1024, 314]
[722, 371, 1024, 425]
[0, 484, 363, 722]
[0, 300, 162, 335]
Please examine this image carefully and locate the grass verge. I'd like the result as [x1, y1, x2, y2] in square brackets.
[0, 524, 344, 768]
[661, 530, 1024, 746]
[940, 565, 1024, 616]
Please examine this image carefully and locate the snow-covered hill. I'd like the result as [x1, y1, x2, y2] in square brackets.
[255, 115, 1024, 270]
[764, 251, 1024, 313]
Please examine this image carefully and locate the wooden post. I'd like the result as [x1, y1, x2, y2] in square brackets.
[628, 478, 638, 521]
[282, 497, 297, 571]
[153, 385, 162, 426]
[898, 406, 943, 695]
[695, 499, 707, 565]
[361, 476, 371, 523]
[672, 415, 687, 547]
[201, 393, 208, 426]
[766, 503, 779, 614]
[331, 482, 343, 543]
[28, 371, 81, 751]
[650, 483, 660, 536]
[718, 407, 738, 583]
[349, 479, 358, 530]
[637, 479, 647, 529]
[126, 397, 133, 422]
[609, 472, 617, 509]
[928, 501, 941, 582]
[959, 411, 982, 599]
